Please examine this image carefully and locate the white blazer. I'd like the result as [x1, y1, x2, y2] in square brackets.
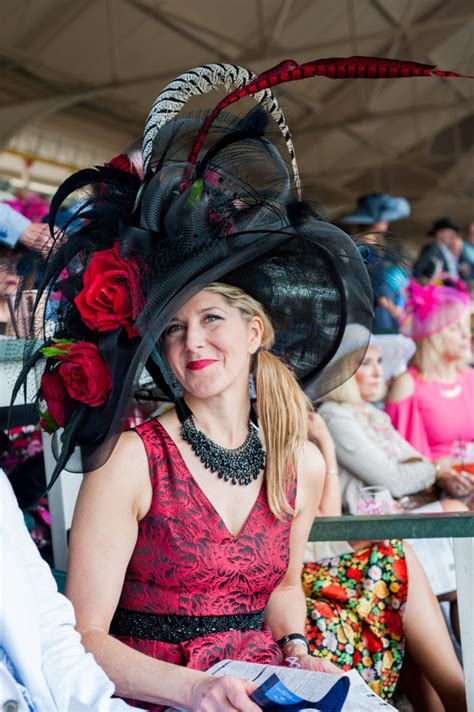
[0, 472, 139, 711]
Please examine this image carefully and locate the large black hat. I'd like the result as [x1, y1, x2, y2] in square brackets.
[13, 56, 470, 488]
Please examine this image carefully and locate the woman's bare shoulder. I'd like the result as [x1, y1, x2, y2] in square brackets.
[82, 429, 151, 518]
[297, 441, 325, 489]
[386, 370, 415, 403]
[294, 441, 325, 516]
[108, 429, 148, 468]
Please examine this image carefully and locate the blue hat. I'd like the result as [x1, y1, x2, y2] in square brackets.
[340, 193, 411, 225]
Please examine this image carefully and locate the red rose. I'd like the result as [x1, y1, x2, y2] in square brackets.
[40, 370, 66, 427]
[75, 243, 143, 337]
[58, 342, 112, 407]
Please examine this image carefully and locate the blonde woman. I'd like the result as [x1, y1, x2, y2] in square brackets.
[67, 283, 333, 711]
[16, 82, 373, 709]
[386, 281, 474, 482]
[320, 341, 469, 509]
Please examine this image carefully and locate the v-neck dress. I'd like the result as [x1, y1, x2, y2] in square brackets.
[112, 419, 293, 709]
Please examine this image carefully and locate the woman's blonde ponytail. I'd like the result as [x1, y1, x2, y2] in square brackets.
[255, 350, 311, 518]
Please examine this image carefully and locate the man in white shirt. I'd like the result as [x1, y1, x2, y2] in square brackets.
[0, 470, 141, 711]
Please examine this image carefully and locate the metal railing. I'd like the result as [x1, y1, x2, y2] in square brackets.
[309, 511, 474, 541]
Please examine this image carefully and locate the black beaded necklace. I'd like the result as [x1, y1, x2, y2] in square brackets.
[178, 400, 265, 486]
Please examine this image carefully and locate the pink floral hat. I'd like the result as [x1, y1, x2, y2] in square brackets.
[400, 279, 470, 340]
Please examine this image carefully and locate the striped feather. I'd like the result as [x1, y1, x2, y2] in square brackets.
[142, 63, 301, 197]
[183, 56, 473, 187]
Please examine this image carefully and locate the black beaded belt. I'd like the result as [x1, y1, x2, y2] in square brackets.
[110, 607, 265, 644]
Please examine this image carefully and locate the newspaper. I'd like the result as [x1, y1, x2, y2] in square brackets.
[166, 659, 397, 711]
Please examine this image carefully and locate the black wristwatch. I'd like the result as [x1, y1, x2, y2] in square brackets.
[275, 633, 310, 654]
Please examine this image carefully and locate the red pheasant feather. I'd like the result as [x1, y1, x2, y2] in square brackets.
[181, 56, 473, 189]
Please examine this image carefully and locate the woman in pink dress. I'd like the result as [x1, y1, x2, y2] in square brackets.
[386, 281, 474, 501]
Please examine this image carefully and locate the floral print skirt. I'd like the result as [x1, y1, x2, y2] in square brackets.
[302, 540, 407, 701]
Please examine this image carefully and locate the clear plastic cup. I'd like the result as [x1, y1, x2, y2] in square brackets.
[356, 486, 398, 515]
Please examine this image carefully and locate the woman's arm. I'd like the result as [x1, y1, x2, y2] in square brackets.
[66, 432, 259, 712]
[386, 371, 415, 403]
[307, 412, 341, 517]
[264, 442, 338, 672]
[322, 406, 436, 500]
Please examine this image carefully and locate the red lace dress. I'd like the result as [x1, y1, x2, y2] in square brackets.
[111, 419, 294, 710]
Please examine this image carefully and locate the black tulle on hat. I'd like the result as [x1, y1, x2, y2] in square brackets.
[14, 56, 470, 489]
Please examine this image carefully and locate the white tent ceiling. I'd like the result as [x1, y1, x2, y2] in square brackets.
[0, 0, 473, 243]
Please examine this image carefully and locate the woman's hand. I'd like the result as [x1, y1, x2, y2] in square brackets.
[307, 412, 336, 453]
[285, 652, 342, 675]
[190, 675, 261, 711]
[435, 456, 474, 497]
[281, 641, 342, 675]
[438, 470, 473, 497]
[19, 222, 57, 254]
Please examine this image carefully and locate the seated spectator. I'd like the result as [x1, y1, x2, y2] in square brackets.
[339, 192, 411, 332]
[459, 220, 474, 286]
[16, 55, 470, 712]
[368, 333, 416, 394]
[319, 338, 468, 510]
[304, 414, 466, 710]
[319, 335, 469, 647]
[386, 282, 474, 484]
[0, 469, 138, 711]
[413, 218, 461, 283]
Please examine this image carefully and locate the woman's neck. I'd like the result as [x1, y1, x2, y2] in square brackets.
[184, 386, 251, 449]
[421, 358, 459, 383]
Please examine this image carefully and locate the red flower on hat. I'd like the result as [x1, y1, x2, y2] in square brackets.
[40, 370, 66, 428]
[59, 342, 112, 406]
[40, 341, 112, 432]
[75, 243, 144, 338]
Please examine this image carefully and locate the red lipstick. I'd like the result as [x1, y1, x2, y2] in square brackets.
[186, 359, 218, 371]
